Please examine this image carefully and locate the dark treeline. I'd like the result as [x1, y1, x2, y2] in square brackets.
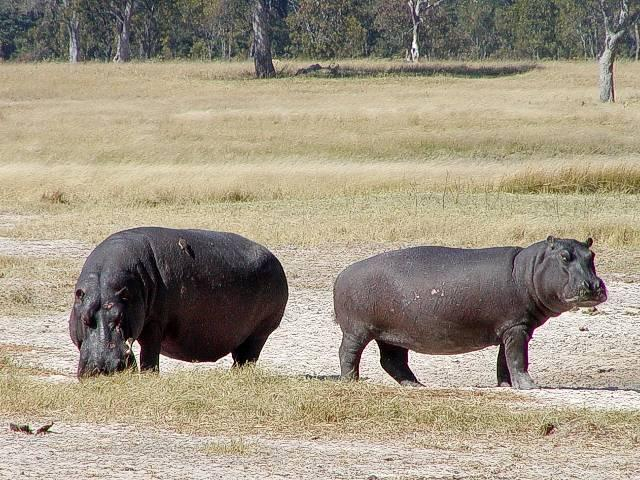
[1, 0, 639, 62]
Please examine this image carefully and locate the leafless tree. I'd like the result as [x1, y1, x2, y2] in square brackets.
[598, 0, 640, 102]
[406, 0, 445, 63]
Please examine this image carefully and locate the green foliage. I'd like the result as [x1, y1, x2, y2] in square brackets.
[287, 0, 372, 58]
[0, 0, 638, 61]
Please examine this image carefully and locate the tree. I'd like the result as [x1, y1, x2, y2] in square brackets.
[287, 0, 370, 58]
[112, 0, 135, 62]
[60, 0, 80, 62]
[406, 0, 445, 62]
[251, 0, 275, 77]
[598, 0, 640, 102]
[635, 18, 639, 60]
[136, 0, 161, 59]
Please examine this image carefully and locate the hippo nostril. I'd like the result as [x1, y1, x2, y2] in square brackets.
[581, 280, 589, 290]
[592, 279, 602, 291]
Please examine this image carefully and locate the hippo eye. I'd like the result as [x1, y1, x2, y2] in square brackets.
[560, 251, 571, 263]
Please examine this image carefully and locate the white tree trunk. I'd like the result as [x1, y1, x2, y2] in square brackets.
[62, 0, 80, 63]
[410, 22, 420, 62]
[599, 42, 616, 102]
[113, 0, 134, 63]
[67, 13, 80, 63]
[407, 0, 422, 63]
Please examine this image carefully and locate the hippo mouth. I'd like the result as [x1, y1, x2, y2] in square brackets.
[565, 288, 607, 307]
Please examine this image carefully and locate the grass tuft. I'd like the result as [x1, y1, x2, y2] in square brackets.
[202, 438, 256, 456]
[41, 190, 69, 205]
[499, 166, 640, 194]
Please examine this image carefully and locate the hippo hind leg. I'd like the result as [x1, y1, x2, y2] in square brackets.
[232, 311, 283, 367]
[377, 340, 424, 387]
[339, 331, 371, 381]
[496, 344, 511, 387]
[232, 333, 270, 367]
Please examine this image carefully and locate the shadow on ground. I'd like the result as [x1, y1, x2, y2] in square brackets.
[288, 62, 539, 79]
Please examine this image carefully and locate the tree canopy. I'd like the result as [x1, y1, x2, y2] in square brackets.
[0, 0, 638, 61]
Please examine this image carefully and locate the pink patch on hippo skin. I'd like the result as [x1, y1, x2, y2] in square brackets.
[103, 302, 114, 310]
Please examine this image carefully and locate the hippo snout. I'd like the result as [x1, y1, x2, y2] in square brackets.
[78, 357, 127, 378]
[573, 278, 607, 306]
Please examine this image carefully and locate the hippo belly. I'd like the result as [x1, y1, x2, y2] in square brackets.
[158, 288, 272, 363]
[368, 282, 505, 355]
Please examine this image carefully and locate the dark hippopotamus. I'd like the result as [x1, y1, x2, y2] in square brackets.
[333, 237, 607, 389]
[69, 227, 288, 378]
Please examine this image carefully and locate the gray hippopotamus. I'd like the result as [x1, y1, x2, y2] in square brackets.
[333, 237, 607, 389]
[69, 227, 288, 378]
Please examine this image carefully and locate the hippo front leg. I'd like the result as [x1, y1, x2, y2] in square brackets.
[137, 324, 162, 372]
[501, 325, 538, 390]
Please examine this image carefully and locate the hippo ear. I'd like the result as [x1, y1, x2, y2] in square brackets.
[585, 237, 593, 248]
[116, 286, 129, 302]
[546, 236, 556, 248]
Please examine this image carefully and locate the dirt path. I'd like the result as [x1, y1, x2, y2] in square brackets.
[1, 419, 638, 480]
[1, 231, 639, 478]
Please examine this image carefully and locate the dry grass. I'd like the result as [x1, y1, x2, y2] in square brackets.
[1, 61, 639, 253]
[0, 255, 79, 316]
[500, 166, 640, 194]
[202, 438, 257, 456]
[1, 365, 638, 443]
[1, 61, 640, 165]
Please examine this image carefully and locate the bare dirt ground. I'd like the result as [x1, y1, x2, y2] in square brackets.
[1, 233, 639, 479]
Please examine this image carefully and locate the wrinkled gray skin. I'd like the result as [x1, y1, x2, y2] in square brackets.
[70, 227, 288, 378]
[334, 237, 607, 390]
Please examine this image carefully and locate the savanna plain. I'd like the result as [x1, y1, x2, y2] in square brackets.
[1, 60, 640, 479]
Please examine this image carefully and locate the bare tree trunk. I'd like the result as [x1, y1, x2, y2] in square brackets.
[599, 42, 616, 102]
[597, 0, 639, 102]
[410, 18, 420, 62]
[62, 0, 80, 63]
[113, 0, 135, 63]
[407, 0, 421, 62]
[635, 22, 639, 61]
[67, 12, 80, 62]
[251, 0, 275, 78]
[406, 0, 444, 63]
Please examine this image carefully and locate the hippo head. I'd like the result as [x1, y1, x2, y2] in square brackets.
[534, 236, 607, 311]
[73, 281, 143, 378]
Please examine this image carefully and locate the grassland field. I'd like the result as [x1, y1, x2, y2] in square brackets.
[1, 59, 640, 479]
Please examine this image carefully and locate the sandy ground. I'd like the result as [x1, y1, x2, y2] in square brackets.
[1, 231, 639, 479]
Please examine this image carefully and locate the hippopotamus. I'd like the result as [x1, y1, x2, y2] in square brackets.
[333, 237, 607, 390]
[69, 227, 288, 378]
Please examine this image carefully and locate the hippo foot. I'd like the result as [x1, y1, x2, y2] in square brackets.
[400, 380, 425, 388]
[498, 381, 512, 388]
[510, 376, 538, 390]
